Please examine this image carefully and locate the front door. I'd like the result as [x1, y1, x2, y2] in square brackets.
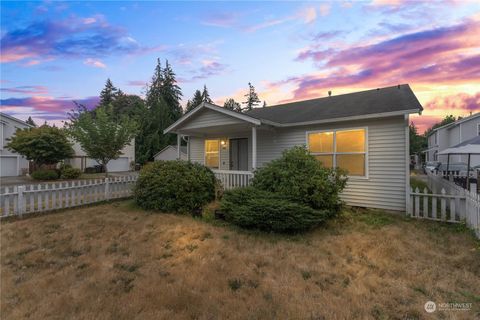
[230, 138, 248, 171]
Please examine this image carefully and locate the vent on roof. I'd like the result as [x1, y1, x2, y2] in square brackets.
[397, 84, 400, 89]
[328, 90, 332, 97]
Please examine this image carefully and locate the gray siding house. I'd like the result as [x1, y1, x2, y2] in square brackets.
[165, 85, 423, 211]
[426, 113, 480, 166]
[154, 145, 188, 161]
[0, 112, 32, 177]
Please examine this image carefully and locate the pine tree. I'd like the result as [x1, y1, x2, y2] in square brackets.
[201, 85, 213, 103]
[26, 116, 37, 127]
[161, 60, 183, 119]
[224, 98, 242, 112]
[137, 58, 184, 163]
[243, 82, 261, 111]
[99, 78, 120, 107]
[185, 90, 203, 113]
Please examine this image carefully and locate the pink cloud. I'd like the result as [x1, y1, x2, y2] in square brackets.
[1, 86, 49, 95]
[84, 58, 107, 69]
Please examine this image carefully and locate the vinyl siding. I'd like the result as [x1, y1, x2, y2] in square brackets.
[182, 108, 244, 130]
[188, 116, 407, 211]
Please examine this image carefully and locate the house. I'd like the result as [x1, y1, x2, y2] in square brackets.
[65, 139, 135, 172]
[0, 112, 32, 177]
[165, 84, 423, 211]
[426, 113, 480, 167]
[154, 145, 188, 161]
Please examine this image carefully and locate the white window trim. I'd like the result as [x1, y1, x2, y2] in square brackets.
[204, 139, 220, 169]
[306, 126, 369, 180]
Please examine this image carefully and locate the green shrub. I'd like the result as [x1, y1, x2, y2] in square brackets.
[134, 160, 216, 213]
[252, 146, 348, 215]
[220, 187, 328, 233]
[60, 167, 82, 179]
[31, 169, 59, 180]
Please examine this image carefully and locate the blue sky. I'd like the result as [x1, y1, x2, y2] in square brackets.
[1, 1, 480, 132]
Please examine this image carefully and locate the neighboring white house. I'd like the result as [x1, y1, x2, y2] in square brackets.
[65, 139, 135, 172]
[0, 112, 32, 177]
[426, 112, 480, 166]
[154, 145, 187, 161]
[164, 84, 423, 212]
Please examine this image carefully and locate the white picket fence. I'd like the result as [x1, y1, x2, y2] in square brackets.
[408, 173, 480, 238]
[0, 175, 137, 218]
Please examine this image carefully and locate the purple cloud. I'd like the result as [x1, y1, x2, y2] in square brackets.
[1, 96, 99, 115]
[1, 86, 49, 94]
[1, 16, 161, 64]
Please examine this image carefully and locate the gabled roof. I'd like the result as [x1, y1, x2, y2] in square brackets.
[245, 84, 422, 125]
[0, 112, 33, 127]
[165, 84, 422, 133]
[153, 145, 187, 158]
[164, 102, 261, 133]
[427, 112, 480, 137]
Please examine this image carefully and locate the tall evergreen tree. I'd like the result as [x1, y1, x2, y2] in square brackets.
[160, 60, 183, 119]
[201, 85, 213, 103]
[136, 58, 184, 163]
[243, 82, 261, 111]
[224, 98, 242, 112]
[99, 78, 120, 107]
[185, 90, 203, 113]
[26, 116, 37, 127]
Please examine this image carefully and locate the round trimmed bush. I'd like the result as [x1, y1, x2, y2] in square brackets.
[252, 146, 347, 216]
[221, 187, 327, 233]
[60, 167, 82, 179]
[31, 169, 59, 180]
[134, 160, 216, 213]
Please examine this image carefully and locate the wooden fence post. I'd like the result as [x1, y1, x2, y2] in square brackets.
[17, 185, 25, 217]
[104, 177, 110, 200]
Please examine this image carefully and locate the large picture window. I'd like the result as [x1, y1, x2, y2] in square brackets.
[205, 139, 220, 168]
[307, 128, 367, 177]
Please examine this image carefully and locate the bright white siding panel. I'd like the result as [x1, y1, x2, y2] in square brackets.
[256, 116, 407, 211]
[182, 109, 244, 130]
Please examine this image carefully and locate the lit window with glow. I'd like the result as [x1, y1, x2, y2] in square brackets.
[205, 139, 220, 168]
[307, 128, 366, 176]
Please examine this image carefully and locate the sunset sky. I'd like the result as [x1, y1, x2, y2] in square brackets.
[1, 1, 479, 133]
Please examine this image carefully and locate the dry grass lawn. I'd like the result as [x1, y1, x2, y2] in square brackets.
[1, 201, 479, 320]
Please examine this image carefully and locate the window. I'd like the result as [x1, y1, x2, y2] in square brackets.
[205, 139, 220, 168]
[477, 123, 480, 136]
[307, 128, 367, 177]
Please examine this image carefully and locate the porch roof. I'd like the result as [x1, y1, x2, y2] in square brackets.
[164, 102, 262, 134]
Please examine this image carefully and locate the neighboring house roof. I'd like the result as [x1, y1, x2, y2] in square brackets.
[0, 112, 33, 127]
[438, 135, 480, 155]
[426, 112, 480, 137]
[153, 145, 187, 158]
[165, 84, 422, 133]
[245, 84, 422, 125]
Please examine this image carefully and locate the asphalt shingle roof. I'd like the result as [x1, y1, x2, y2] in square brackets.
[245, 84, 422, 124]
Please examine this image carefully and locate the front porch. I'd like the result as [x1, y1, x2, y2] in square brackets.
[164, 102, 264, 190]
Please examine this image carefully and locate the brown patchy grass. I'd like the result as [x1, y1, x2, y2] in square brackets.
[1, 202, 479, 320]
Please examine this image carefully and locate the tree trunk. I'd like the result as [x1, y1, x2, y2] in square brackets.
[103, 162, 109, 177]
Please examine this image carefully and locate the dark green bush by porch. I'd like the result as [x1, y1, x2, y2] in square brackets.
[134, 160, 216, 213]
[252, 146, 348, 216]
[31, 169, 59, 180]
[221, 187, 328, 233]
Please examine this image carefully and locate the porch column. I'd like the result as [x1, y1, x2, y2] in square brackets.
[252, 126, 257, 170]
[177, 134, 181, 160]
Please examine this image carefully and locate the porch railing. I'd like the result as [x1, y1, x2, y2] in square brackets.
[212, 170, 254, 190]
